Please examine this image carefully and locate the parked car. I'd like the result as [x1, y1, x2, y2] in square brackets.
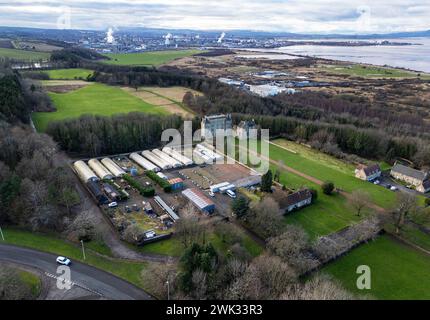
[390, 186, 398, 191]
[56, 256, 71, 266]
[108, 202, 118, 208]
[226, 190, 237, 198]
[373, 180, 380, 185]
[208, 191, 215, 197]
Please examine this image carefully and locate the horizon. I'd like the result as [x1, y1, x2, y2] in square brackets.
[0, 1, 429, 35]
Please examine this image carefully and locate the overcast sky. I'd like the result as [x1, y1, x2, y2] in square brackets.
[0, 0, 429, 34]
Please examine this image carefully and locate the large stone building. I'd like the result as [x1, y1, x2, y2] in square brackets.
[201, 114, 232, 139]
[390, 163, 429, 192]
[355, 164, 382, 181]
[235, 119, 257, 140]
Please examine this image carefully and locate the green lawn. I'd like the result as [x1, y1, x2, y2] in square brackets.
[2, 228, 148, 290]
[44, 68, 94, 80]
[138, 229, 263, 258]
[32, 83, 168, 132]
[269, 139, 396, 209]
[0, 48, 50, 61]
[276, 166, 366, 239]
[322, 64, 430, 79]
[104, 50, 203, 66]
[323, 235, 430, 299]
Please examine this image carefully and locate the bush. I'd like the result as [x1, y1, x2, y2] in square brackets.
[425, 198, 430, 207]
[146, 171, 172, 193]
[309, 188, 318, 203]
[321, 181, 335, 195]
[123, 174, 155, 197]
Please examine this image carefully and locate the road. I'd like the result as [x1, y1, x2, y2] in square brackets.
[0, 244, 153, 300]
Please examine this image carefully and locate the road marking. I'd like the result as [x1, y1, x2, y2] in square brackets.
[44, 272, 104, 297]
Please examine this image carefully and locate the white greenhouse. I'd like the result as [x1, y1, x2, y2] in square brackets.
[129, 153, 160, 172]
[152, 149, 182, 168]
[100, 158, 126, 177]
[162, 147, 194, 166]
[88, 159, 113, 180]
[73, 160, 99, 183]
[142, 150, 172, 170]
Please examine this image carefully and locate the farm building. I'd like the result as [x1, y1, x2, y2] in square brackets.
[129, 152, 160, 172]
[152, 149, 182, 168]
[101, 158, 126, 177]
[355, 164, 382, 181]
[182, 188, 215, 214]
[168, 178, 184, 191]
[142, 150, 172, 170]
[88, 159, 113, 180]
[417, 180, 430, 194]
[86, 180, 109, 204]
[74, 160, 99, 183]
[284, 189, 313, 213]
[162, 146, 193, 166]
[154, 196, 180, 221]
[233, 175, 262, 188]
[390, 163, 429, 188]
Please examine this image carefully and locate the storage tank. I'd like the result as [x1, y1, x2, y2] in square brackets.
[88, 159, 113, 180]
[129, 153, 160, 172]
[162, 147, 194, 166]
[74, 161, 99, 183]
[152, 149, 182, 168]
[142, 150, 171, 170]
[101, 158, 126, 177]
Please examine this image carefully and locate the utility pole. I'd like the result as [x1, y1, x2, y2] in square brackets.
[166, 280, 170, 300]
[81, 240, 86, 260]
[0, 226, 4, 241]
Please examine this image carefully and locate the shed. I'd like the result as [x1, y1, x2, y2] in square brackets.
[86, 180, 109, 204]
[182, 188, 215, 214]
[169, 177, 184, 191]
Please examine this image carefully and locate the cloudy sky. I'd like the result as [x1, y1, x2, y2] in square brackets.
[0, 0, 429, 34]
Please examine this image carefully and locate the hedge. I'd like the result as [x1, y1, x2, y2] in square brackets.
[122, 174, 155, 197]
[145, 171, 172, 193]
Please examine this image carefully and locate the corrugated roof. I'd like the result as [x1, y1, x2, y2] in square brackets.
[168, 178, 184, 185]
[182, 188, 214, 210]
[391, 163, 428, 181]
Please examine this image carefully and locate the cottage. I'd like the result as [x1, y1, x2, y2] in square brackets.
[417, 180, 430, 194]
[355, 164, 382, 181]
[390, 163, 429, 188]
[284, 189, 313, 213]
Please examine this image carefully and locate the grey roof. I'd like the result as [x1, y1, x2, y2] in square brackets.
[422, 180, 430, 189]
[363, 164, 381, 176]
[286, 189, 312, 207]
[391, 164, 428, 181]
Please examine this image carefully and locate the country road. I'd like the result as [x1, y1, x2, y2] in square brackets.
[0, 244, 153, 300]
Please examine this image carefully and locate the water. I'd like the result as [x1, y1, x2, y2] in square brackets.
[248, 38, 430, 73]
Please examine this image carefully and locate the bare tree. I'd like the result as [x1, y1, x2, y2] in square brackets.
[249, 197, 283, 239]
[191, 269, 208, 300]
[175, 216, 207, 248]
[141, 261, 177, 299]
[280, 274, 355, 300]
[349, 190, 370, 216]
[393, 193, 418, 234]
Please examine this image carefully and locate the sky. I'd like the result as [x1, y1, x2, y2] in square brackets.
[0, 0, 429, 34]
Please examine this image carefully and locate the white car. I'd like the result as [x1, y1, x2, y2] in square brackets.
[390, 186, 398, 191]
[56, 256, 71, 266]
[208, 191, 215, 197]
[373, 180, 380, 185]
[108, 202, 118, 208]
[226, 190, 237, 199]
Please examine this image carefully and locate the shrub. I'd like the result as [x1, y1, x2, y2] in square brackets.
[123, 174, 155, 197]
[321, 181, 335, 195]
[146, 171, 172, 193]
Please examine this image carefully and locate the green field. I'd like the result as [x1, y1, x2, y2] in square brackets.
[2, 228, 149, 290]
[44, 68, 94, 80]
[0, 48, 50, 61]
[322, 64, 430, 79]
[138, 228, 263, 257]
[32, 83, 168, 132]
[323, 235, 430, 299]
[269, 139, 396, 209]
[104, 50, 202, 66]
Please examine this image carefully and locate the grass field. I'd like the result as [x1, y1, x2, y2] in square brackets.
[32, 83, 168, 132]
[104, 50, 202, 66]
[322, 64, 430, 79]
[0, 48, 50, 61]
[2, 228, 149, 290]
[18, 270, 42, 298]
[138, 227, 263, 257]
[44, 68, 94, 80]
[269, 139, 396, 209]
[323, 235, 430, 299]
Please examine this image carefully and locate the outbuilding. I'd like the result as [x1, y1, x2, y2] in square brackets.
[101, 158, 126, 177]
[182, 188, 215, 214]
[74, 160, 99, 183]
[169, 177, 184, 191]
[88, 159, 113, 180]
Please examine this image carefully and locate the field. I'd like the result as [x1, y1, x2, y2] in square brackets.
[32, 83, 169, 132]
[104, 50, 203, 66]
[44, 68, 94, 80]
[0, 48, 50, 61]
[322, 64, 430, 79]
[269, 139, 396, 208]
[323, 235, 430, 299]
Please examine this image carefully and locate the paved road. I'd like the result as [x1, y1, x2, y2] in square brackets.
[0, 244, 153, 300]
